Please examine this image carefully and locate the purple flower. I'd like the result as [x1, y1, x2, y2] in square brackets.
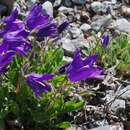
[0, 36, 32, 56]
[60, 50, 104, 82]
[0, 20, 27, 38]
[26, 73, 54, 97]
[58, 21, 69, 34]
[36, 23, 58, 41]
[0, 51, 15, 73]
[3, 8, 18, 23]
[25, 4, 51, 31]
[101, 35, 109, 48]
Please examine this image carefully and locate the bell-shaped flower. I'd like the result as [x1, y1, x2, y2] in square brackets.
[26, 73, 54, 97]
[59, 50, 104, 82]
[0, 51, 15, 73]
[101, 35, 109, 48]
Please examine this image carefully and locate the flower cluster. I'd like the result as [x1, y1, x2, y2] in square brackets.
[27, 49, 104, 97]
[0, 4, 104, 98]
[0, 4, 68, 74]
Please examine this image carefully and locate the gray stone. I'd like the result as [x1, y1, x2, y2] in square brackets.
[119, 85, 130, 99]
[42, 1, 53, 17]
[66, 127, 82, 130]
[26, 0, 36, 8]
[89, 125, 123, 130]
[69, 27, 82, 39]
[111, 99, 125, 112]
[80, 23, 91, 32]
[66, 125, 123, 130]
[91, 15, 112, 31]
[72, 0, 86, 5]
[61, 35, 90, 53]
[53, 0, 62, 7]
[115, 18, 130, 34]
[58, 6, 74, 14]
[111, 0, 117, 4]
[91, 2, 104, 13]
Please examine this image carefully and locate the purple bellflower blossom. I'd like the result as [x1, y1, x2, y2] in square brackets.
[59, 50, 104, 82]
[25, 4, 69, 40]
[25, 4, 52, 31]
[0, 51, 15, 73]
[3, 8, 18, 23]
[101, 35, 109, 48]
[36, 23, 58, 41]
[26, 73, 54, 97]
[0, 36, 32, 56]
[0, 19, 28, 38]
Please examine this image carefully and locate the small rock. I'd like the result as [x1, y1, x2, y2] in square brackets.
[115, 18, 130, 34]
[91, 2, 104, 13]
[72, 0, 86, 5]
[111, 0, 117, 4]
[62, 38, 76, 52]
[66, 127, 83, 130]
[80, 23, 91, 32]
[53, 0, 62, 7]
[26, 0, 36, 8]
[111, 99, 125, 112]
[42, 1, 53, 17]
[121, 6, 130, 16]
[119, 85, 130, 99]
[69, 27, 82, 39]
[61, 35, 90, 54]
[89, 125, 123, 130]
[91, 15, 112, 31]
[58, 6, 74, 14]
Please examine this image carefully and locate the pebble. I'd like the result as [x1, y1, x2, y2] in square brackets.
[53, 0, 62, 7]
[72, 0, 86, 5]
[58, 6, 74, 14]
[90, 2, 104, 13]
[91, 15, 112, 31]
[80, 23, 91, 32]
[42, 1, 53, 17]
[89, 125, 123, 130]
[115, 18, 130, 34]
[69, 27, 82, 38]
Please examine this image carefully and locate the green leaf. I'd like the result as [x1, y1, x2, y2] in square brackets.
[63, 100, 84, 112]
[56, 121, 71, 128]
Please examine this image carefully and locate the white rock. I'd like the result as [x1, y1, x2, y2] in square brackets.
[91, 15, 112, 31]
[58, 6, 74, 14]
[111, 99, 125, 112]
[80, 23, 91, 32]
[89, 125, 123, 130]
[72, 0, 86, 5]
[111, 0, 117, 4]
[54, 0, 62, 7]
[91, 2, 104, 13]
[61, 35, 90, 53]
[26, 0, 36, 8]
[69, 27, 82, 39]
[42, 1, 53, 17]
[115, 18, 130, 34]
[62, 38, 76, 52]
[119, 85, 130, 99]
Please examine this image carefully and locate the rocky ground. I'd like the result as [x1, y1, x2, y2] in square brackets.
[4, 0, 130, 130]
